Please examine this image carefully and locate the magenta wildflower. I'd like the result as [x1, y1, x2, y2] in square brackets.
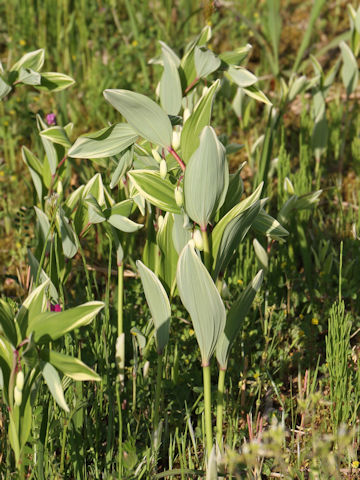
[50, 304, 61, 312]
[46, 113, 56, 126]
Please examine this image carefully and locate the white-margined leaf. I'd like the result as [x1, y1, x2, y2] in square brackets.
[176, 241, 226, 365]
[104, 89, 173, 147]
[180, 80, 219, 163]
[213, 200, 261, 280]
[216, 270, 263, 369]
[128, 170, 181, 214]
[160, 45, 182, 115]
[184, 126, 228, 229]
[69, 124, 138, 159]
[194, 46, 221, 78]
[137, 261, 171, 354]
[340, 41, 359, 95]
[27, 301, 104, 343]
[11, 49, 45, 72]
[42, 362, 69, 412]
[41, 350, 101, 381]
[226, 66, 257, 87]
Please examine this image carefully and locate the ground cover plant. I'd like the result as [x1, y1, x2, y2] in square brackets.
[0, 1, 360, 478]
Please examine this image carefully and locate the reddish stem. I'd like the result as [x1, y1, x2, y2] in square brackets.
[185, 77, 200, 94]
[167, 147, 186, 172]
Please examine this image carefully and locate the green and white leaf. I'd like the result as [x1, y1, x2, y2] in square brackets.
[36, 72, 75, 92]
[176, 241, 226, 365]
[211, 182, 263, 262]
[128, 170, 181, 214]
[160, 46, 182, 115]
[40, 126, 72, 148]
[0, 76, 12, 100]
[137, 261, 171, 354]
[69, 124, 138, 159]
[17, 68, 41, 85]
[226, 66, 257, 87]
[252, 210, 289, 240]
[253, 239, 268, 270]
[11, 49, 45, 72]
[216, 270, 263, 369]
[184, 126, 228, 229]
[194, 46, 221, 78]
[104, 89, 173, 147]
[180, 80, 220, 163]
[42, 350, 101, 381]
[340, 41, 359, 95]
[27, 301, 104, 343]
[42, 362, 69, 412]
[213, 200, 261, 280]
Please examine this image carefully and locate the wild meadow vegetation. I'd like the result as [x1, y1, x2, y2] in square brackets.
[1, 0, 360, 478]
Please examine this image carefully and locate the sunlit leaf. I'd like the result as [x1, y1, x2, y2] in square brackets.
[177, 242, 226, 365]
[137, 261, 171, 354]
[104, 89, 173, 147]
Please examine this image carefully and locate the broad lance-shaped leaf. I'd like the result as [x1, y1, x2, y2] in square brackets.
[42, 362, 69, 412]
[104, 89, 173, 147]
[172, 213, 192, 255]
[211, 182, 263, 262]
[213, 200, 261, 280]
[159, 45, 182, 116]
[226, 66, 257, 87]
[184, 126, 228, 229]
[340, 41, 358, 96]
[137, 261, 171, 354]
[11, 48, 45, 72]
[58, 209, 78, 259]
[40, 350, 101, 381]
[16, 280, 49, 338]
[107, 214, 143, 233]
[252, 209, 289, 240]
[40, 126, 72, 148]
[26, 301, 104, 343]
[0, 76, 12, 100]
[110, 147, 134, 188]
[22, 146, 43, 203]
[253, 239, 268, 270]
[69, 123, 138, 159]
[36, 72, 75, 92]
[156, 212, 178, 295]
[194, 46, 221, 78]
[0, 299, 18, 347]
[176, 241, 226, 365]
[128, 170, 181, 214]
[180, 80, 219, 163]
[216, 270, 263, 369]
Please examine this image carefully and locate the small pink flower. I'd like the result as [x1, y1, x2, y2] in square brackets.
[50, 304, 61, 312]
[46, 113, 56, 126]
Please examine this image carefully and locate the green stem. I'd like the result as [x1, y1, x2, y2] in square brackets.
[153, 352, 163, 430]
[116, 381, 123, 479]
[216, 367, 226, 449]
[202, 364, 213, 458]
[117, 263, 125, 389]
[201, 227, 211, 271]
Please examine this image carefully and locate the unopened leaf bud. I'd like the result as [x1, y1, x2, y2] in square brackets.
[143, 360, 150, 379]
[284, 177, 295, 195]
[174, 186, 183, 207]
[158, 215, 164, 230]
[159, 159, 167, 179]
[152, 149, 162, 163]
[193, 229, 203, 250]
[16, 371, 24, 391]
[172, 127, 181, 150]
[183, 107, 191, 122]
[14, 385, 22, 406]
